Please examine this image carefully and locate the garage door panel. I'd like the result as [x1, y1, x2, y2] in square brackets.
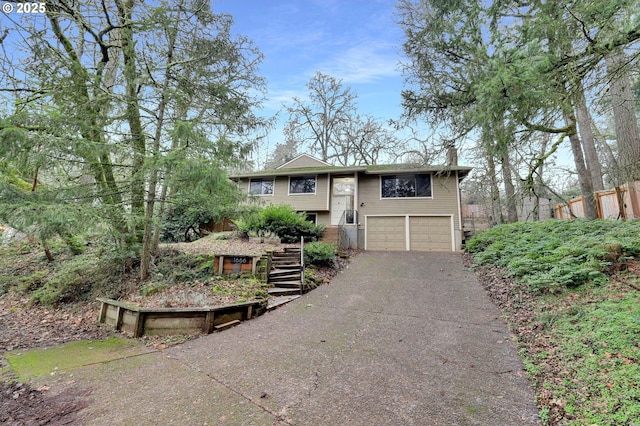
[367, 217, 406, 251]
[409, 216, 452, 251]
[367, 215, 453, 252]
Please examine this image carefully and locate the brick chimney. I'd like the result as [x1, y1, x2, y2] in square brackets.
[446, 146, 458, 166]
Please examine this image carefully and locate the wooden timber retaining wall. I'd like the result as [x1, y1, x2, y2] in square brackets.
[97, 298, 267, 337]
[96, 251, 278, 337]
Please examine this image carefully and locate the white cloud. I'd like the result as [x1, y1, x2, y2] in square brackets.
[314, 41, 401, 84]
[262, 88, 308, 111]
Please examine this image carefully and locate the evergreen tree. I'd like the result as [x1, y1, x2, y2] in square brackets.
[0, 0, 268, 276]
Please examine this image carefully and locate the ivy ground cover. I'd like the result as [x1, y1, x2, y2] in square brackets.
[467, 219, 640, 425]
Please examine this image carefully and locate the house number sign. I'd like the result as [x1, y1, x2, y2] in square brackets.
[231, 256, 250, 264]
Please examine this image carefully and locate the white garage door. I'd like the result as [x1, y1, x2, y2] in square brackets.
[366, 216, 406, 251]
[366, 215, 453, 251]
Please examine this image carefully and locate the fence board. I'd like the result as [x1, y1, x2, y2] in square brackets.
[555, 181, 640, 220]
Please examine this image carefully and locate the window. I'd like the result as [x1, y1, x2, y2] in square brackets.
[249, 178, 273, 195]
[289, 176, 316, 194]
[333, 177, 355, 195]
[381, 174, 432, 198]
[302, 212, 317, 224]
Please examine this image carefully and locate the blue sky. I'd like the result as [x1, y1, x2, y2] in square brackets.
[212, 0, 408, 160]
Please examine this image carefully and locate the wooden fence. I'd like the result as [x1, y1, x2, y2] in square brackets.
[555, 181, 640, 219]
[462, 196, 552, 233]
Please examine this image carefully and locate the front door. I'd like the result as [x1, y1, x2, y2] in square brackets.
[331, 177, 355, 225]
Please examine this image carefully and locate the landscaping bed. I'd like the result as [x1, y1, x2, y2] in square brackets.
[0, 235, 282, 351]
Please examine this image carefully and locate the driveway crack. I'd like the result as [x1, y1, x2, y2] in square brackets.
[165, 354, 295, 425]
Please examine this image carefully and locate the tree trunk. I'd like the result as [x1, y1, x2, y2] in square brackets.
[564, 111, 598, 219]
[606, 50, 640, 184]
[501, 151, 518, 223]
[486, 150, 502, 226]
[47, 11, 130, 244]
[116, 0, 146, 242]
[140, 13, 178, 281]
[151, 180, 168, 252]
[574, 86, 604, 191]
[532, 135, 548, 221]
[42, 239, 54, 262]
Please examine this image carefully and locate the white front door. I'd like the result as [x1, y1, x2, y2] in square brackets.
[331, 177, 355, 225]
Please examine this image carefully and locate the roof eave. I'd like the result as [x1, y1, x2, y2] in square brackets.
[230, 166, 367, 179]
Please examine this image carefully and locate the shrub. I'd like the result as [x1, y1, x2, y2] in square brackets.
[30, 257, 96, 305]
[304, 241, 337, 267]
[236, 205, 325, 243]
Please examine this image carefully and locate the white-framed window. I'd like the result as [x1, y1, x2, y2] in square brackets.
[381, 174, 432, 198]
[249, 178, 274, 195]
[302, 212, 317, 224]
[289, 176, 316, 194]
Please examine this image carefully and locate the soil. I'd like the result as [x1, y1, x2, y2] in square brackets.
[0, 295, 110, 354]
[1, 381, 93, 426]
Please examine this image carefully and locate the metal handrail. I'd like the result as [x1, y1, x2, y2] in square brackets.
[300, 236, 304, 295]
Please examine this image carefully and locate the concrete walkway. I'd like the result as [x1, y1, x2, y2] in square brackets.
[54, 252, 539, 425]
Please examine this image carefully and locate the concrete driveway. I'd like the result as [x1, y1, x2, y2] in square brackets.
[62, 251, 540, 425]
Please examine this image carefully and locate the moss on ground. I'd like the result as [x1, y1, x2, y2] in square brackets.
[4, 337, 148, 381]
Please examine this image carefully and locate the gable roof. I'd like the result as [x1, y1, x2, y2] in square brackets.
[230, 154, 472, 180]
[276, 154, 332, 169]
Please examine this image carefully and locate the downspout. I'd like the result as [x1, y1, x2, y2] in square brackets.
[354, 171, 359, 220]
[326, 172, 331, 212]
[354, 171, 360, 248]
[456, 171, 464, 250]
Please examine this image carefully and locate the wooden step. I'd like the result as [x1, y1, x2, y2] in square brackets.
[214, 319, 241, 331]
[320, 227, 339, 243]
[272, 255, 300, 261]
[272, 259, 300, 265]
[272, 257, 300, 262]
[274, 249, 300, 254]
[269, 275, 301, 284]
[271, 263, 301, 269]
[269, 278, 301, 286]
[268, 281, 302, 288]
[268, 287, 301, 296]
[269, 268, 302, 277]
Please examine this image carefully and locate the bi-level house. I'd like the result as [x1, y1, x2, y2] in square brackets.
[230, 154, 471, 251]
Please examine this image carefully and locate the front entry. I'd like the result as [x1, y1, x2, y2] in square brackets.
[331, 177, 355, 225]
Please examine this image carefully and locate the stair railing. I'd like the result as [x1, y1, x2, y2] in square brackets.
[300, 236, 304, 295]
[337, 210, 357, 250]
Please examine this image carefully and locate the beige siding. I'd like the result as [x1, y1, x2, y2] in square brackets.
[278, 155, 329, 169]
[316, 211, 331, 226]
[366, 216, 406, 250]
[357, 173, 461, 231]
[239, 175, 329, 211]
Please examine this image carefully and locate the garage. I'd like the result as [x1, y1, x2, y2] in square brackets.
[366, 215, 453, 251]
[366, 216, 407, 251]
